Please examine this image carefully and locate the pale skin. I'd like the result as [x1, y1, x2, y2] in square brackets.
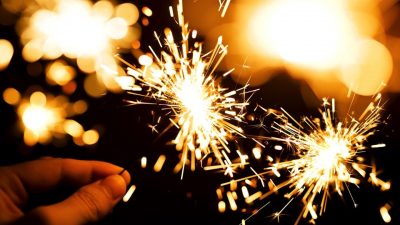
[0, 158, 131, 225]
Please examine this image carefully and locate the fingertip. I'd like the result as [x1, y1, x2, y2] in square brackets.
[100, 175, 127, 200]
[120, 170, 131, 185]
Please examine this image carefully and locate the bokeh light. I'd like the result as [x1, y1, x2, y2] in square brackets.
[45, 60, 76, 86]
[248, 0, 357, 70]
[17, 0, 141, 95]
[2, 87, 21, 105]
[339, 38, 393, 96]
[3, 88, 98, 146]
[184, 0, 394, 101]
[0, 39, 14, 71]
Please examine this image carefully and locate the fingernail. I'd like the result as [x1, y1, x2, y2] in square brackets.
[100, 175, 127, 200]
[119, 170, 131, 185]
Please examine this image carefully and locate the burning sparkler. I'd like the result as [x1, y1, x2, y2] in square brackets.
[219, 95, 390, 224]
[116, 0, 252, 178]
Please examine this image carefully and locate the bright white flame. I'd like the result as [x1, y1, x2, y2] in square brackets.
[176, 78, 212, 129]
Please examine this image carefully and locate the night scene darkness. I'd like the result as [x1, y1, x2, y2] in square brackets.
[0, 0, 399, 225]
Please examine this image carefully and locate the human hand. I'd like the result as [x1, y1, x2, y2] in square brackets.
[0, 158, 130, 225]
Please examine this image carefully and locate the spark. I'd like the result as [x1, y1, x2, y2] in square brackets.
[218, 200, 227, 213]
[122, 185, 137, 202]
[272, 198, 294, 223]
[147, 123, 159, 134]
[380, 204, 392, 223]
[117, 0, 250, 178]
[153, 155, 166, 172]
[240, 201, 271, 225]
[227, 191, 238, 211]
[218, 0, 232, 17]
[141, 156, 147, 169]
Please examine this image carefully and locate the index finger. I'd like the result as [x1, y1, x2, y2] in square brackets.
[8, 158, 131, 194]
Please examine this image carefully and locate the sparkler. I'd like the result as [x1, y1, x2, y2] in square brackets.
[248, 94, 390, 224]
[117, 0, 252, 178]
[219, 95, 390, 224]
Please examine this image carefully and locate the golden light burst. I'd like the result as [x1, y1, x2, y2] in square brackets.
[18, 0, 141, 96]
[246, 95, 390, 224]
[3, 88, 99, 147]
[117, 0, 252, 178]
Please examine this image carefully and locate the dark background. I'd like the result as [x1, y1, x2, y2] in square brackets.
[1, 0, 399, 225]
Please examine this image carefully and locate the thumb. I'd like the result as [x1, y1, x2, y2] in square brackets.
[22, 175, 127, 225]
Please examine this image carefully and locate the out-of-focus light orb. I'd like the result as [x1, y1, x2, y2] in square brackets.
[20, 92, 63, 145]
[3, 88, 21, 105]
[77, 57, 96, 73]
[142, 6, 153, 17]
[64, 120, 84, 138]
[248, 0, 357, 69]
[105, 17, 128, 39]
[72, 100, 88, 114]
[82, 129, 99, 145]
[84, 74, 107, 98]
[0, 39, 14, 71]
[92, 0, 114, 21]
[115, 3, 139, 25]
[30, 91, 47, 106]
[138, 54, 153, 66]
[22, 40, 43, 62]
[46, 60, 76, 86]
[340, 39, 392, 96]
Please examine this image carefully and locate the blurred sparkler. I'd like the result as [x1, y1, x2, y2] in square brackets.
[3, 88, 99, 146]
[17, 0, 141, 96]
[116, 0, 253, 178]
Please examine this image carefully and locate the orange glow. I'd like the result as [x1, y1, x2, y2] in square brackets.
[116, 3, 139, 25]
[46, 60, 76, 86]
[142, 6, 153, 17]
[248, 0, 357, 69]
[19, 92, 64, 145]
[7, 90, 95, 146]
[339, 39, 393, 96]
[3, 88, 21, 105]
[0, 39, 14, 71]
[82, 129, 100, 145]
[182, 0, 393, 98]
